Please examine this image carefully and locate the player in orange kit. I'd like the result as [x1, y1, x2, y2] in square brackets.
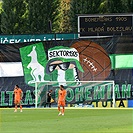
[14, 85, 23, 112]
[58, 85, 67, 116]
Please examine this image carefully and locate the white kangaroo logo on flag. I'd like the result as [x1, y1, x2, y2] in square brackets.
[27, 46, 45, 84]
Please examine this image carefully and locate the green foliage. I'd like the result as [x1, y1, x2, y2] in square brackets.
[69, 0, 102, 32]
[27, 0, 60, 33]
[59, 0, 71, 33]
[0, 1, 2, 34]
[99, 0, 108, 13]
[0, 0, 133, 34]
[1, 0, 27, 34]
[0, 1, 2, 13]
[108, 0, 127, 13]
[123, 0, 133, 13]
[99, 0, 133, 13]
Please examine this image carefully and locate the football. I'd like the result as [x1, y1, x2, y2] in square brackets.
[71, 40, 111, 81]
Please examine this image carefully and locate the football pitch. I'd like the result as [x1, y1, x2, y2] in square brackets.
[0, 108, 133, 133]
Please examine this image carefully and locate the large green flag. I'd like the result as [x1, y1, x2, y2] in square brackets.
[19, 43, 82, 87]
[20, 42, 47, 86]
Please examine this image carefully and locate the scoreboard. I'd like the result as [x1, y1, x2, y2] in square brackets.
[78, 14, 133, 38]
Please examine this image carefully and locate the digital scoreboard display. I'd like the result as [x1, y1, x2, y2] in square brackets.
[78, 14, 133, 38]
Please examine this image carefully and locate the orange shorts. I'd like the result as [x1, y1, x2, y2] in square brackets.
[58, 101, 65, 107]
[14, 99, 21, 104]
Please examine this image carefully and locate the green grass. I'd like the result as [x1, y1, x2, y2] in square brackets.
[0, 108, 133, 133]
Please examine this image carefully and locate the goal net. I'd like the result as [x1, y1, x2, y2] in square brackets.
[35, 80, 115, 108]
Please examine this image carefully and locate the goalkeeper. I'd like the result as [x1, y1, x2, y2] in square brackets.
[46, 90, 53, 108]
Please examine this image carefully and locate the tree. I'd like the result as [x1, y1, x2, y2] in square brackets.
[99, 0, 108, 13]
[59, 0, 71, 32]
[69, 0, 102, 32]
[0, 0, 132, 34]
[27, 0, 60, 33]
[99, 0, 133, 13]
[126, 0, 133, 12]
[1, 0, 27, 34]
[107, 0, 127, 13]
[0, 1, 3, 34]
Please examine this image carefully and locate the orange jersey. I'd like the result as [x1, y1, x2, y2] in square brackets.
[14, 88, 23, 100]
[58, 89, 66, 101]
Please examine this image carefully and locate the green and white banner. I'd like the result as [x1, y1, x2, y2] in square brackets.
[20, 42, 47, 85]
[20, 42, 85, 86]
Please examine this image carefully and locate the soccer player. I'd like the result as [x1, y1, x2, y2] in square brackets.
[46, 90, 53, 108]
[58, 85, 67, 116]
[14, 85, 23, 112]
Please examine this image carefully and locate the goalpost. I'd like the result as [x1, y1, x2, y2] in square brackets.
[35, 80, 115, 108]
